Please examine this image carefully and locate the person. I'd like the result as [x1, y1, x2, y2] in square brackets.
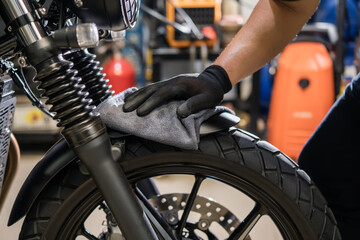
[123, 0, 359, 238]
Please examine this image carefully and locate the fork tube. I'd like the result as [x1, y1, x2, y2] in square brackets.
[0, 0, 47, 46]
[73, 133, 158, 240]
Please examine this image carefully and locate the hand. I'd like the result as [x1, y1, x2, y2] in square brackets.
[123, 65, 232, 117]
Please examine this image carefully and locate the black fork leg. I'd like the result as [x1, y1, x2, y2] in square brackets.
[72, 131, 158, 240]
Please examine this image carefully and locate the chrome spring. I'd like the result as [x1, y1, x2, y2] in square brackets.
[63, 49, 114, 106]
[35, 55, 96, 129]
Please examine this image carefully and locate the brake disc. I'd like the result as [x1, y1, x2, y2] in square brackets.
[148, 193, 242, 238]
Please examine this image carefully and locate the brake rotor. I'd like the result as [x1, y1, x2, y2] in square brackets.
[148, 193, 243, 238]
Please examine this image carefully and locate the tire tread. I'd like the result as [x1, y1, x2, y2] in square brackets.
[19, 129, 341, 239]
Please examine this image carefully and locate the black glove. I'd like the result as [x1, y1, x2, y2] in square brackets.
[123, 65, 232, 117]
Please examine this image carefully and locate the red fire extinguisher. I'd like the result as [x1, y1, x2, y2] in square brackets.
[102, 56, 136, 94]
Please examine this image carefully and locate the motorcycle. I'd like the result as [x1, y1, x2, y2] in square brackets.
[0, 0, 341, 239]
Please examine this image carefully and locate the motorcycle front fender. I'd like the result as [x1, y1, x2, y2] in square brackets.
[7, 138, 76, 226]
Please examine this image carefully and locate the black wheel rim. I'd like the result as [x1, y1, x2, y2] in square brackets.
[56, 157, 304, 240]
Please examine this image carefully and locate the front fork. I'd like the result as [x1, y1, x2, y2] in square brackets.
[0, 1, 157, 239]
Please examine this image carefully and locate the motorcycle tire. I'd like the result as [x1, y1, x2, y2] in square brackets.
[19, 128, 341, 240]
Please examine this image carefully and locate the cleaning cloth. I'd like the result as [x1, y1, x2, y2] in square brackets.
[95, 87, 235, 150]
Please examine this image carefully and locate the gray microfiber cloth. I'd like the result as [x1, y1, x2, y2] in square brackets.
[95, 87, 235, 150]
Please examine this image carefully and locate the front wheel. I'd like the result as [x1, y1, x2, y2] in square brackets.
[19, 128, 341, 240]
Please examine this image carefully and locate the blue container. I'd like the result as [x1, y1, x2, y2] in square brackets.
[309, 0, 359, 41]
[259, 63, 274, 115]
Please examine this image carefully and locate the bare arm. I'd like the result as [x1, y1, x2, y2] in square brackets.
[213, 0, 320, 85]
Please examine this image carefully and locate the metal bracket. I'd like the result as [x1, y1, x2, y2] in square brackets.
[10, 66, 54, 118]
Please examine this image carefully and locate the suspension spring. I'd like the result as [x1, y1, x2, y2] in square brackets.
[63, 49, 114, 106]
[35, 55, 96, 129]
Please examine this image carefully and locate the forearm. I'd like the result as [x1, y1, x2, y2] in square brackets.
[213, 0, 320, 85]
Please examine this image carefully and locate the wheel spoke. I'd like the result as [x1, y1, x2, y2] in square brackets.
[176, 175, 205, 238]
[135, 186, 177, 240]
[228, 203, 263, 240]
[78, 225, 99, 240]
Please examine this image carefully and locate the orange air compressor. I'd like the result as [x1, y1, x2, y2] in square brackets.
[166, 0, 222, 48]
[267, 41, 335, 160]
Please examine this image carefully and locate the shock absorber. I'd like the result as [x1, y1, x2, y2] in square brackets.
[37, 54, 95, 128]
[21, 38, 105, 146]
[63, 49, 114, 106]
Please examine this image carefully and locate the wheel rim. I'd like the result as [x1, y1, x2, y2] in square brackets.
[55, 158, 305, 240]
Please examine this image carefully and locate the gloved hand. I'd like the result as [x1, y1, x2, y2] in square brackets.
[123, 65, 232, 118]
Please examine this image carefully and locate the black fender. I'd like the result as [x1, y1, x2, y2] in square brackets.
[199, 112, 240, 135]
[7, 111, 239, 226]
[7, 139, 76, 226]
